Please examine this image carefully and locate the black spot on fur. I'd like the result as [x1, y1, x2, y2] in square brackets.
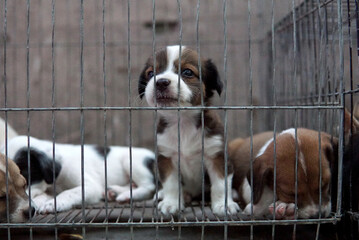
[203, 59, 223, 99]
[13, 147, 61, 185]
[95, 146, 110, 158]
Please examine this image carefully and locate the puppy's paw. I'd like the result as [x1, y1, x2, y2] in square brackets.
[268, 201, 295, 220]
[158, 198, 184, 216]
[115, 192, 131, 203]
[212, 200, 240, 216]
[243, 203, 254, 215]
[38, 200, 71, 214]
[104, 185, 133, 202]
[153, 189, 164, 201]
[103, 188, 118, 202]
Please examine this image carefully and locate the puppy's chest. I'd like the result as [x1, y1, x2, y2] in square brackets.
[158, 121, 223, 162]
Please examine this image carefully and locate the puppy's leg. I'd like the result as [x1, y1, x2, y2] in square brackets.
[206, 154, 240, 216]
[38, 184, 102, 214]
[157, 155, 184, 215]
[104, 184, 133, 202]
[114, 157, 157, 203]
[243, 185, 274, 217]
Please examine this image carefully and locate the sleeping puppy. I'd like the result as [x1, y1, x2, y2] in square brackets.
[1, 135, 156, 214]
[230, 128, 336, 219]
[0, 153, 35, 222]
[138, 45, 240, 216]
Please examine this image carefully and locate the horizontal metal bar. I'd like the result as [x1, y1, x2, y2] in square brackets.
[0, 217, 339, 229]
[0, 105, 343, 112]
[0, 39, 264, 49]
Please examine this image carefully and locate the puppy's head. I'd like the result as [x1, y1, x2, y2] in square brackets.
[2, 136, 61, 186]
[0, 154, 35, 222]
[251, 129, 333, 218]
[139, 45, 223, 107]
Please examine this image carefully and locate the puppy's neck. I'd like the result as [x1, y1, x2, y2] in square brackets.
[158, 109, 201, 125]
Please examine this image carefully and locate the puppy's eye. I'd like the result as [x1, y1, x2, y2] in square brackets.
[181, 69, 194, 78]
[147, 71, 154, 79]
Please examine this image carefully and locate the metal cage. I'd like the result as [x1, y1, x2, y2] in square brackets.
[0, 0, 358, 239]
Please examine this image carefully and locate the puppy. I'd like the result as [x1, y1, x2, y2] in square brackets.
[138, 45, 240, 216]
[1, 135, 156, 214]
[0, 117, 18, 148]
[0, 153, 35, 222]
[230, 128, 336, 219]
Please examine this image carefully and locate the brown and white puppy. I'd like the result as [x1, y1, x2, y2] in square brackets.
[0, 153, 35, 222]
[230, 128, 336, 219]
[138, 45, 240, 216]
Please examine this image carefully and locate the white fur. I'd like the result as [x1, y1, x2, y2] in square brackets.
[244, 185, 274, 217]
[145, 46, 193, 108]
[298, 201, 331, 218]
[0, 117, 18, 149]
[1, 136, 156, 214]
[256, 138, 273, 158]
[241, 178, 251, 204]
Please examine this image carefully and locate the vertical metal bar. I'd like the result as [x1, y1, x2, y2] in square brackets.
[65, 0, 72, 142]
[176, 1, 183, 239]
[194, 1, 206, 239]
[102, 1, 109, 239]
[271, 0, 277, 239]
[222, 1, 229, 239]
[25, 0, 33, 238]
[336, 0, 344, 219]
[79, 0, 86, 237]
[315, 110, 323, 240]
[2, 0, 11, 239]
[50, 1, 58, 239]
[292, 1, 299, 238]
[151, 1, 159, 239]
[247, 0, 254, 238]
[126, 1, 134, 239]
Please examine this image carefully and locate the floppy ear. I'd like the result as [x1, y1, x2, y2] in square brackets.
[138, 65, 149, 99]
[203, 59, 223, 98]
[13, 148, 61, 184]
[248, 158, 273, 205]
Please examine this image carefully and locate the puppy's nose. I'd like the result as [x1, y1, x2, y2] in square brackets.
[156, 78, 170, 91]
[23, 206, 36, 219]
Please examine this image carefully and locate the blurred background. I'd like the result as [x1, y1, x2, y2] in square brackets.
[0, 0, 357, 148]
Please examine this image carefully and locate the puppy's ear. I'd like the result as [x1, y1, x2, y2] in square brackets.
[13, 148, 61, 185]
[248, 158, 273, 205]
[203, 59, 223, 98]
[138, 65, 149, 99]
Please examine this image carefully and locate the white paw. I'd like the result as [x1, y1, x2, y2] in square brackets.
[158, 198, 184, 216]
[243, 203, 252, 215]
[38, 199, 71, 214]
[116, 192, 131, 203]
[212, 200, 240, 216]
[153, 189, 164, 201]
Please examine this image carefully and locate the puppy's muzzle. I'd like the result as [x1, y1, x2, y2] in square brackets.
[23, 206, 36, 219]
[156, 78, 170, 91]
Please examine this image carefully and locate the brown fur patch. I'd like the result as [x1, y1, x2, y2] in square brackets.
[0, 154, 28, 222]
[158, 154, 174, 182]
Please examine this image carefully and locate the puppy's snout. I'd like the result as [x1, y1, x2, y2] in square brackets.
[23, 206, 36, 219]
[156, 78, 170, 91]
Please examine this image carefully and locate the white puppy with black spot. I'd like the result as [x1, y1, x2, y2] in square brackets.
[138, 45, 240, 216]
[1, 135, 156, 214]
